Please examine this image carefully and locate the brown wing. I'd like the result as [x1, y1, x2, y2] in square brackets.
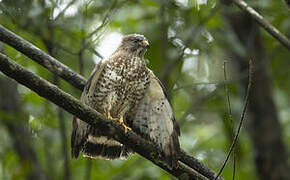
[71, 59, 132, 159]
[71, 60, 106, 158]
[131, 70, 180, 168]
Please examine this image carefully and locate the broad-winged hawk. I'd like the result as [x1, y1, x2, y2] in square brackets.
[71, 34, 180, 168]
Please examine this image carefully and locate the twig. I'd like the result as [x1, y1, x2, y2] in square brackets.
[214, 59, 253, 180]
[223, 61, 236, 180]
[54, 0, 77, 21]
[85, 2, 113, 40]
[0, 52, 208, 180]
[81, 0, 119, 52]
[231, 0, 290, 50]
[161, 4, 220, 84]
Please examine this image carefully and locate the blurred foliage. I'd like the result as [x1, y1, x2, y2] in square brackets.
[0, 0, 289, 179]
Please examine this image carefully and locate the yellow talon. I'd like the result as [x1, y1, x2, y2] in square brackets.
[121, 123, 132, 133]
[119, 116, 124, 124]
[107, 112, 114, 120]
[104, 112, 131, 132]
[120, 116, 132, 133]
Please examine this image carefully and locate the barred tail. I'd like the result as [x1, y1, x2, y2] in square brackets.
[82, 135, 132, 160]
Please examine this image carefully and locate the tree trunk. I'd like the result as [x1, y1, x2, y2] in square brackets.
[225, 11, 290, 180]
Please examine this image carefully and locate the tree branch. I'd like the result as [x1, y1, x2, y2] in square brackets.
[161, 5, 220, 88]
[214, 59, 252, 180]
[0, 25, 223, 180]
[0, 25, 87, 90]
[54, 0, 77, 21]
[231, 0, 290, 50]
[223, 61, 236, 180]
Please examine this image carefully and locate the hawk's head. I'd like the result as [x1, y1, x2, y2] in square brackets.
[118, 34, 150, 56]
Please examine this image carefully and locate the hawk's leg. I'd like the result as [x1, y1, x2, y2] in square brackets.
[104, 111, 115, 121]
[119, 116, 132, 133]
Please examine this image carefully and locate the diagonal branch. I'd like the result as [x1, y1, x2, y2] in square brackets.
[0, 25, 223, 180]
[231, 0, 290, 50]
[0, 53, 208, 180]
[223, 61, 236, 179]
[214, 59, 253, 180]
[0, 25, 87, 90]
[54, 0, 77, 21]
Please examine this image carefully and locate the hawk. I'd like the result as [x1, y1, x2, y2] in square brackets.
[71, 34, 180, 168]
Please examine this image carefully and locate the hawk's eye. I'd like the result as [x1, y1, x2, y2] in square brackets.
[133, 37, 143, 43]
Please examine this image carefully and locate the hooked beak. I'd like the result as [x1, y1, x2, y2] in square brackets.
[142, 40, 150, 49]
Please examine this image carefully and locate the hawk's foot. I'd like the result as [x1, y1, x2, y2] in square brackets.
[119, 116, 132, 133]
[104, 112, 132, 132]
[121, 122, 132, 133]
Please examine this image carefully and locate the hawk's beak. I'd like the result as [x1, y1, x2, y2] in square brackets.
[142, 40, 150, 49]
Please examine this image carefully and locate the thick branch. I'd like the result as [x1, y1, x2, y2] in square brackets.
[231, 0, 290, 50]
[180, 150, 221, 180]
[0, 53, 209, 180]
[0, 25, 87, 90]
[0, 25, 223, 180]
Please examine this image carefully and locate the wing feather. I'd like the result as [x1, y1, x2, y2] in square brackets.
[71, 60, 107, 158]
[131, 71, 180, 168]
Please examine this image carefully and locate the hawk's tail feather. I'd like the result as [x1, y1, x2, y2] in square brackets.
[164, 132, 180, 169]
[83, 141, 132, 160]
[71, 116, 87, 159]
[71, 136, 82, 159]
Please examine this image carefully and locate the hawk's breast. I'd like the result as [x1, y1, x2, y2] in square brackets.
[90, 55, 150, 117]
